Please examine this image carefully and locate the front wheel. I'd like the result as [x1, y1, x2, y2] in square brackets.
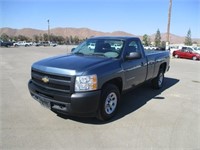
[151, 68, 164, 89]
[97, 84, 120, 121]
[174, 54, 179, 58]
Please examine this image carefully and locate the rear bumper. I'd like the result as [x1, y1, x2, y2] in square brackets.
[28, 80, 101, 117]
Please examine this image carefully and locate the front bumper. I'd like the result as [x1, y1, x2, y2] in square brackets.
[28, 80, 101, 117]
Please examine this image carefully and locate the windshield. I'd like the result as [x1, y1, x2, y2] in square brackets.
[72, 38, 125, 58]
[194, 47, 200, 50]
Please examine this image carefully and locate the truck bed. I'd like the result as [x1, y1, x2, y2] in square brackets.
[144, 49, 170, 81]
[144, 49, 168, 55]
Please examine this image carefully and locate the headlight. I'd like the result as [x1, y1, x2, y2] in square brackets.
[75, 74, 97, 92]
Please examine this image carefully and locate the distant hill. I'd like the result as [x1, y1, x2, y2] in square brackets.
[0, 27, 199, 44]
[0, 27, 134, 38]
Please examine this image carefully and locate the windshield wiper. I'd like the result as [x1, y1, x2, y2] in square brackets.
[90, 53, 106, 57]
[74, 52, 85, 56]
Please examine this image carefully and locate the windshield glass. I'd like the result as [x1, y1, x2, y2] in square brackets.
[72, 38, 124, 58]
[194, 47, 200, 50]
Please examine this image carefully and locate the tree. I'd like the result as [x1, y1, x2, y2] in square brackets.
[0, 33, 10, 41]
[184, 29, 192, 46]
[69, 35, 74, 44]
[142, 34, 151, 46]
[39, 34, 43, 41]
[161, 41, 166, 49]
[74, 36, 80, 44]
[10, 36, 18, 42]
[154, 29, 161, 47]
[43, 33, 49, 41]
[56, 36, 65, 44]
[17, 35, 30, 41]
[65, 36, 70, 44]
[33, 35, 40, 42]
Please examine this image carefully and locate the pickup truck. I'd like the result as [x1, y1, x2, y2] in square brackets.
[28, 36, 170, 120]
[14, 41, 32, 47]
[0, 40, 13, 47]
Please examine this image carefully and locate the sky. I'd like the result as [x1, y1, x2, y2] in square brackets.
[0, 0, 199, 38]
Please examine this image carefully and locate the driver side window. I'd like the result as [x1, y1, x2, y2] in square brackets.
[126, 40, 141, 54]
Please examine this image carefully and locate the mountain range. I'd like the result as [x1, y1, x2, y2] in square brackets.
[0, 27, 199, 44]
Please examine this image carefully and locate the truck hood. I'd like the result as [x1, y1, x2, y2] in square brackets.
[32, 54, 114, 76]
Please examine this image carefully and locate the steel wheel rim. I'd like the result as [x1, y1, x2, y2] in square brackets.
[193, 57, 197, 60]
[105, 92, 117, 115]
[158, 72, 164, 86]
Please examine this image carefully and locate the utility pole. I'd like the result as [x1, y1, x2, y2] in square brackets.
[166, 0, 172, 49]
[47, 19, 50, 42]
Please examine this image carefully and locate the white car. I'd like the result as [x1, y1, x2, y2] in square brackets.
[14, 41, 32, 47]
[111, 44, 122, 50]
[181, 46, 200, 54]
[88, 43, 95, 50]
[144, 45, 157, 50]
[50, 42, 57, 47]
[193, 47, 200, 54]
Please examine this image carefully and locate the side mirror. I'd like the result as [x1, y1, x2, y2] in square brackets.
[126, 52, 141, 60]
[71, 48, 75, 52]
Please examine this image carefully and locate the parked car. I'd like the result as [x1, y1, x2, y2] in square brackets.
[35, 42, 42, 46]
[144, 45, 158, 50]
[40, 41, 50, 46]
[173, 49, 200, 60]
[181, 46, 200, 54]
[193, 47, 200, 54]
[111, 43, 122, 50]
[50, 42, 57, 47]
[88, 43, 95, 50]
[28, 36, 170, 121]
[14, 41, 32, 47]
[0, 40, 13, 47]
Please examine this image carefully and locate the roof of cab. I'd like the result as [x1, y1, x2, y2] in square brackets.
[89, 36, 139, 40]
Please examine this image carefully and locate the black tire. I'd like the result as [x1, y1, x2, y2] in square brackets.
[97, 84, 120, 121]
[151, 68, 164, 89]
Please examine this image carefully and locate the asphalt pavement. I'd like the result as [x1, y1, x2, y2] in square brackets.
[0, 46, 200, 150]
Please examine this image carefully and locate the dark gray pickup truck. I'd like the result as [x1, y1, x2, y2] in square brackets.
[28, 36, 170, 120]
[0, 40, 13, 47]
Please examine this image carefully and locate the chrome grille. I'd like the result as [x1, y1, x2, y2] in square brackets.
[31, 69, 74, 94]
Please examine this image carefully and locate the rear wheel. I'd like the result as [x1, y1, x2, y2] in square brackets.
[97, 84, 120, 121]
[192, 56, 197, 60]
[151, 68, 164, 89]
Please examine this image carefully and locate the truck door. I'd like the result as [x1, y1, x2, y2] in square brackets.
[122, 40, 148, 88]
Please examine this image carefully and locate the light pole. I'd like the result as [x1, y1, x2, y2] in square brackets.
[166, 0, 172, 49]
[47, 19, 50, 42]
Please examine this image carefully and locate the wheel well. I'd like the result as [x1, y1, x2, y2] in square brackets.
[102, 78, 123, 93]
[160, 63, 167, 72]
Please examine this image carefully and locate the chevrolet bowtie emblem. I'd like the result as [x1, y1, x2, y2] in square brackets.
[42, 76, 49, 83]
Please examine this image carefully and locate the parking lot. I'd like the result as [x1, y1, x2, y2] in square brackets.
[0, 46, 200, 150]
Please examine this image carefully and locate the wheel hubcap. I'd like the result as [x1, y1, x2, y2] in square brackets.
[105, 92, 117, 114]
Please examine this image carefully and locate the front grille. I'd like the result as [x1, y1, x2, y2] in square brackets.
[31, 69, 74, 94]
